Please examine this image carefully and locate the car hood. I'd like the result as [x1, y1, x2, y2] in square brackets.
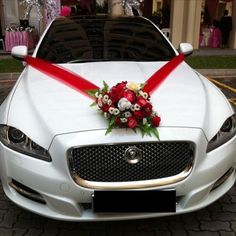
[7, 61, 231, 148]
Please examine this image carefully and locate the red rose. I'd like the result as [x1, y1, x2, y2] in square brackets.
[101, 104, 111, 112]
[116, 81, 127, 90]
[127, 116, 138, 128]
[123, 90, 136, 102]
[115, 117, 122, 126]
[133, 110, 144, 120]
[137, 96, 147, 107]
[109, 82, 127, 103]
[142, 103, 153, 117]
[152, 116, 161, 127]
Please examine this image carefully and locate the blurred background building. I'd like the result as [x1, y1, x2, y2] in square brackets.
[0, 0, 235, 51]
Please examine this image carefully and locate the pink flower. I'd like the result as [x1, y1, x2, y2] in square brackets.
[60, 6, 71, 17]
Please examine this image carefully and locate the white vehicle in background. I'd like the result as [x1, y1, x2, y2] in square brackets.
[0, 15, 235, 221]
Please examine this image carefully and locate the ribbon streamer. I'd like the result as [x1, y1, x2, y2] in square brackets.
[24, 54, 184, 99]
[143, 53, 185, 94]
[24, 56, 99, 99]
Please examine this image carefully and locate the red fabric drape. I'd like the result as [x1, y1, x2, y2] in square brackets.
[25, 53, 184, 99]
[143, 54, 184, 94]
[24, 56, 99, 99]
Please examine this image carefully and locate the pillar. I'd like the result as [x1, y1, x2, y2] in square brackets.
[108, 0, 124, 16]
[185, 0, 202, 49]
[170, 0, 185, 48]
[170, 0, 201, 49]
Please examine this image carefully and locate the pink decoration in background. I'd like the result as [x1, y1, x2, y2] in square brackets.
[5, 31, 35, 52]
[60, 5, 71, 17]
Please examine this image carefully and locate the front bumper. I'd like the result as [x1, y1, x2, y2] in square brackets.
[0, 127, 236, 221]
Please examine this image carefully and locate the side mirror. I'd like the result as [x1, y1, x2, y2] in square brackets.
[178, 43, 193, 56]
[11, 46, 28, 60]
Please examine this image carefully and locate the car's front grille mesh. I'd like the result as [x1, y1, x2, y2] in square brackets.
[68, 142, 194, 183]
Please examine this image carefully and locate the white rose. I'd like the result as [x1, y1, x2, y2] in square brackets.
[134, 104, 141, 111]
[95, 92, 100, 98]
[142, 92, 148, 99]
[124, 111, 132, 118]
[131, 105, 135, 111]
[117, 98, 132, 111]
[113, 108, 120, 116]
[120, 118, 128, 123]
[143, 118, 147, 125]
[102, 94, 109, 103]
[109, 107, 115, 114]
[97, 98, 103, 107]
[107, 99, 112, 106]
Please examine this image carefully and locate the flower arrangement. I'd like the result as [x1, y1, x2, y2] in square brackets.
[89, 81, 161, 139]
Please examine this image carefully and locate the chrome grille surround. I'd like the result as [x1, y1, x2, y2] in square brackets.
[68, 141, 195, 189]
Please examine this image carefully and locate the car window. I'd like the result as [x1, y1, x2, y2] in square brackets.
[36, 16, 176, 63]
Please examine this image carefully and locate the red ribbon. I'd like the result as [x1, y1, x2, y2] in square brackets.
[24, 56, 99, 99]
[143, 53, 185, 94]
[24, 54, 184, 99]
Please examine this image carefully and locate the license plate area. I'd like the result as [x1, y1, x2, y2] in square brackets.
[92, 190, 176, 213]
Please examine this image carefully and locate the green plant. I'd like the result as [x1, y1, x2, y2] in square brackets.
[185, 56, 236, 69]
[0, 59, 24, 73]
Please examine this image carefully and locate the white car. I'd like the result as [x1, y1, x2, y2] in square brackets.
[0, 15, 235, 221]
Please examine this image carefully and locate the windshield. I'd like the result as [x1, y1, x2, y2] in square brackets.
[36, 16, 176, 63]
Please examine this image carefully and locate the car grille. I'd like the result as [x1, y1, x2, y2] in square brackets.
[68, 142, 194, 187]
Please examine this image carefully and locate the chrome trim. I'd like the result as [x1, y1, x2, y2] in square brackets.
[9, 181, 45, 203]
[211, 167, 235, 191]
[72, 165, 192, 189]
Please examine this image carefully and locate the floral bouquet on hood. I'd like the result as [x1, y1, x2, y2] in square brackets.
[89, 81, 161, 139]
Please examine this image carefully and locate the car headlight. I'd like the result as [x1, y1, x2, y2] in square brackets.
[207, 113, 236, 152]
[0, 125, 51, 162]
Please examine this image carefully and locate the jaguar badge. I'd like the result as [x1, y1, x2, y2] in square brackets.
[124, 146, 142, 164]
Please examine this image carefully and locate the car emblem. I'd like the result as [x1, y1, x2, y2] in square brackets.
[124, 146, 142, 164]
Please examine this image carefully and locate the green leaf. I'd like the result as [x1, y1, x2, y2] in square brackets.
[132, 128, 137, 134]
[138, 125, 145, 137]
[150, 127, 160, 140]
[87, 89, 98, 97]
[105, 126, 113, 135]
[142, 124, 151, 136]
[90, 102, 97, 107]
[103, 81, 109, 92]
[140, 82, 146, 89]
[105, 116, 116, 135]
